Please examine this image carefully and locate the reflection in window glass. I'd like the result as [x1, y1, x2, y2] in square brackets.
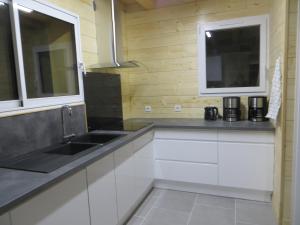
[206, 26, 260, 89]
[0, 3, 18, 101]
[19, 9, 79, 98]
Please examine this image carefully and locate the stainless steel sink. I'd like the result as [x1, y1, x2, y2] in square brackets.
[71, 133, 124, 144]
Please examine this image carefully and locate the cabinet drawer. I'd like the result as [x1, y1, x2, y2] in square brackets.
[155, 160, 218, 185]
[155, 140, 218, 163]
[155, 129, 218, 141]
[219, 142, 274, 191]
[218, 130, 274, 143]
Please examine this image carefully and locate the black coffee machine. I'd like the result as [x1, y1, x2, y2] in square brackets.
[248, 96, 268, 122]
[204, 107, 219, 120]
[223, 97, 241, 122]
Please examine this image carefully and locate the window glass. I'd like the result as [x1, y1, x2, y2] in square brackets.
[0, 3, 19, 101]
[19, 9, 79, 98]
[206, 25, 260, 89]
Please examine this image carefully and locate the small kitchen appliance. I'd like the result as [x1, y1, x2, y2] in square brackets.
[204, 107, 219, 120]
[248, 96, 268, 122]
[223, 97, 241, 122]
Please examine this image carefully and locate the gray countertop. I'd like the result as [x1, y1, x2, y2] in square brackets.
[128, 118, 275, 131]
[0, 118, 274, 215]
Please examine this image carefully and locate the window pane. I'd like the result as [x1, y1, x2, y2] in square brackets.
[206, 26, 260, 89]
[0, 3, 18, 101]
[19, 9, 79, 98]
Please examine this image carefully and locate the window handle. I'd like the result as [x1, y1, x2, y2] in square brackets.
[79, 62, 86, 77]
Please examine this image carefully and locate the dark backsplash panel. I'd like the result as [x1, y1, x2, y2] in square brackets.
[84, 72, 123, 119]
[0, 105, 87, 161]
[84, 73, 123, 130]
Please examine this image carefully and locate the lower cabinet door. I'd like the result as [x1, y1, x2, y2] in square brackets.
[0, 213, 11, 225]
[10, 170, 90, 225]
[219, 142, 274, 191]
[114, 143, 136, 223]
[86, 154, 118, 225]
[134, 142, 154, 200]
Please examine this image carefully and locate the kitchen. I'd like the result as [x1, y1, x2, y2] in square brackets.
[0, 0, 297, 225]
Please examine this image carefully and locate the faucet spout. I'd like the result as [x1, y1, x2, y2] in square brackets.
[61, 105, 76, 143]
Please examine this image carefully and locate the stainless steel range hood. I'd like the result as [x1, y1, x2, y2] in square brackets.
[89, 0, 138, 69]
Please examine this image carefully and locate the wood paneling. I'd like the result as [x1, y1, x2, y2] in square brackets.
[121, 0, 155, 10]
[136, 0, 155, 9]
[121, 0, 270, 119]
[281, 0, 298, 224]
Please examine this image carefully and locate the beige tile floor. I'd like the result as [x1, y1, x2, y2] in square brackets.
[126, 188, 276, 225]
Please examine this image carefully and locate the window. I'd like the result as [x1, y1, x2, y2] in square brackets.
[0, 0, 84, 112]
[0, 1, 19, 107]
[198, 15, 268, 95]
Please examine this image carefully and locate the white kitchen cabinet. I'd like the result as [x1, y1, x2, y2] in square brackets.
[155, 128, 217, 141]
[219, 142, 274, 191]
[155, 160, 218, 185]
[153, 129, 275, 196]
[10, 170, 90, 225]
[218, 130, 274, 143]
[155, 139, 218, 163]
[114, 142, 136, 223]
[0, 213, 11, 225]
[86, 154, 118, 225]
[134, 142, 154, 200]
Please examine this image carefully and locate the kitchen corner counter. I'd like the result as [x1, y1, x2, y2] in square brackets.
[0, 118, 274, 216]
[130, 118, 275, 131]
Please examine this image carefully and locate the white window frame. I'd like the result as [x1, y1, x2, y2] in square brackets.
[0, 0, 84, 113]
[198, 15, 269, 96]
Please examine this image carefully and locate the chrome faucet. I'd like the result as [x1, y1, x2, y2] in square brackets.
[61, 105, 76, 143]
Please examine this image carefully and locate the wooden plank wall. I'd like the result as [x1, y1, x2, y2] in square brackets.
[121, 0, 271, 119]
[282, 0, 299, 224]
[268, 0, 289, 223]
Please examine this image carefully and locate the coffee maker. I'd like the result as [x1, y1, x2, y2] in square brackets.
[248, 96, 268, 122]
[204, 107, 219, 120]
[223, 97, 241, 122]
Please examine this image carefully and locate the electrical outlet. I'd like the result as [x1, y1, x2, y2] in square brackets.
[174, 105, 182, 112]
[144, 105, 152, 112]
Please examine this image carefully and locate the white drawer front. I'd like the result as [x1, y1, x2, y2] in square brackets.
[219, 142, 274, 191]
[155, 129, 218, 141]
[218, 130, 274, 143]
[155, 160, 218, 185]
[155, 140, 218, 163]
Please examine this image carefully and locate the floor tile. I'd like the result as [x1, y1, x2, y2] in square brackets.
[150, 188, 164, 198]
[143, 207, 189, 225]
[126, 216, 144, 225]
[135, 193, 158, 217]
[154, 189, 197, 213]
[236, 199, 276, 225]
[188, 204, 235, 225]
[236, 222, 259, 225]
[196, 193, 235, 209]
